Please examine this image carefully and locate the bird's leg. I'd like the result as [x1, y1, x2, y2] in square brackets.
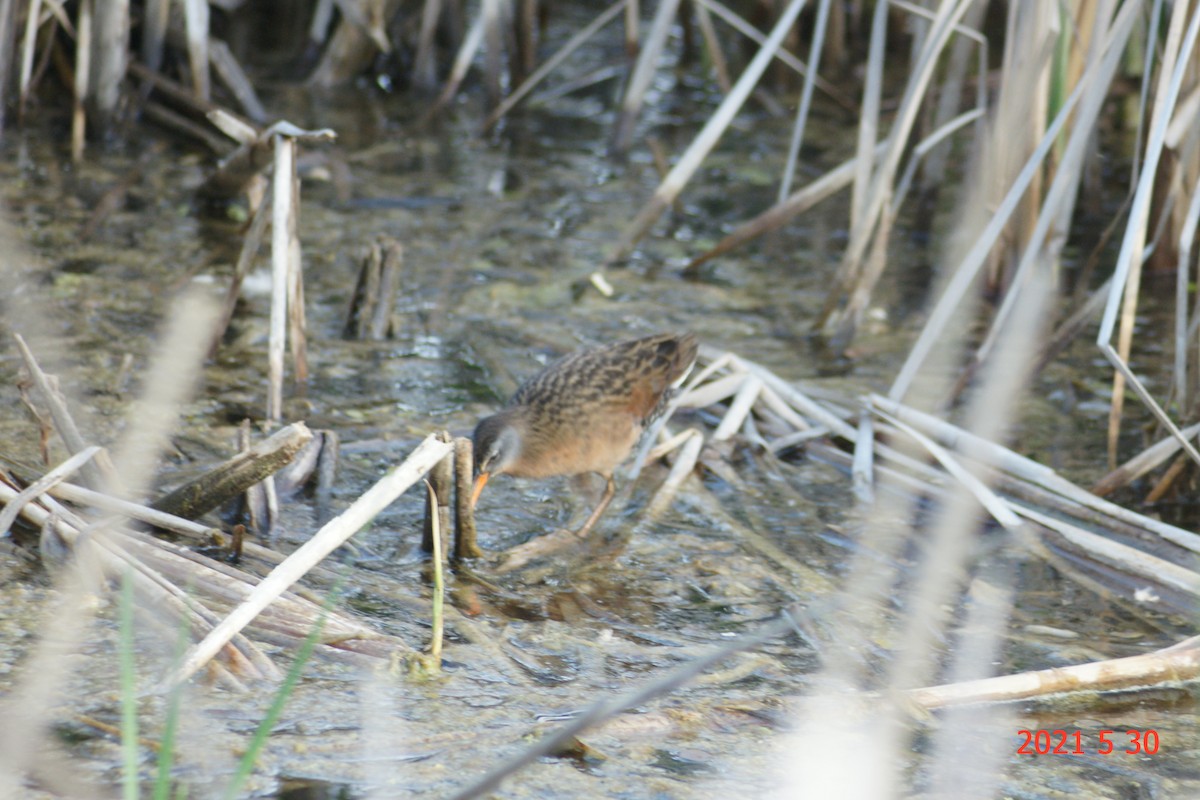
[572, 473, 616, 538]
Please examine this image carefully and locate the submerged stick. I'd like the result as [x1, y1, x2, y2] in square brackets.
[151, 422, 313, 520]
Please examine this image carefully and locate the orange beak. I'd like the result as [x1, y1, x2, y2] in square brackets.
[470, 472, 490, 508]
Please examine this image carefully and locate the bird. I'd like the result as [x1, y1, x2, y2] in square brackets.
[472, 331, 699, 538]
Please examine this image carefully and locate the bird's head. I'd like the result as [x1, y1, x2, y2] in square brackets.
[471, 411, 523, 506]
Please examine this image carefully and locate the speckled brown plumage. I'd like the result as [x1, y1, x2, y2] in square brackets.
[472, 332, 698, 537]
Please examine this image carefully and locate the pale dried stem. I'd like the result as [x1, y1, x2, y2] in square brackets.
[482, 0, 626, 133]
[610, 0, 680, 156]
[164, 434, 452, 688]
[909, 636, 1200, 709]
[609, 0, 808, 263]
[183, 0, 210, 99]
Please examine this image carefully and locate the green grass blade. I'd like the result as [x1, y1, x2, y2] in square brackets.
[221, 593, 335, 800]
[153, 613, 191, 800]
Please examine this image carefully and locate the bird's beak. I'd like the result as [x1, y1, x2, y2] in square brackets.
[470, 472, 490, 508]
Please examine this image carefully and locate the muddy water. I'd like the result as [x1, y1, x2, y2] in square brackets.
[0, 58, 1195, 800]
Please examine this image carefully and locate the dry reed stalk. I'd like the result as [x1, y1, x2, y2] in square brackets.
[0, 446, 100, 537]
[692, 0, 731, 94]
[0, 480, 265, 687]
[778, 0, 831, 200]
[1091, 421, 1200, 496]
[47, 480, 223, 542]
[623, 0, 638, 57]
[89, 0, 126, 127]
[164, 434, 453, 688]
[969, 5, 1134, 384]
[886, 18, 1113, 402]
[209, 38, 266, 122]
[150, 421, 312, 520]
[183, 0, 210, 99]
[139, 0, 168, 75]
[917, 0, 987, 192]
[318, 0, 406, 84]
[212, 194, 271, 355]
[643, 428, 702, 518]
[609, 0, 808, 264]
[453, 436, 481, 559]
[694, 0, 847, 106]
[816, 0, 983, 342]
[269, 134, 296, 422]
[870, 393, 1200, 554]
[1015, 503, 1200, 600]
[426, 8, 486, 118]
[1098, 1, 1200, 470]
[18, 0, 44, 120]
[8, 468, 417, 670]
[15, 333, 116, 488]
[1173, 161, 1200, 411]
[909, 635, 1200, 709]
[480, 0, 503, 110]
[610, 0, 681, 156]
[482, 0, 626, 133]
[1144, 452, 1188, 504]
[414, 0, 444, 90]
[814, 432, 1200, 616]
[0, 0, 14, 129]
[426, 480, 445, 663]
[781, 278, 1048, 799]
[686, 142, 885, 271]
[71, 0, 91, 161]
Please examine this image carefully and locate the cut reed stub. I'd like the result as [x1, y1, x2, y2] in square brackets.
[421, 431, 455, 556]
[454, 436, 482, 560]
[344, 237, 403, 340]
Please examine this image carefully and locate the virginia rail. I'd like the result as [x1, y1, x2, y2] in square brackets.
[472, 331, 699, 537]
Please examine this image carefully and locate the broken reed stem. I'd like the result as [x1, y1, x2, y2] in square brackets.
[610, 0, 680, 157]
[413, 0, 443, 90]
[268, 133, 294, 422]
[151, 422, 312, 520]
[609, 0, 808, 263]
[0, 445, 101, 537]
[425, 481, 444, 663]
[163, 434, 452, 689]
[14, 333, 116, 489]
[183, 0, 210, 99]
[454, 436, 482, 559]
[72, 0, 91, 161]
[481, 0, 626, 133]
[425, 7, 485, 119]
[423, 432, 454, 554]
[212, 194, 271, 357]
[238, 419, 269, 536]
[908, 635, 1200, 709]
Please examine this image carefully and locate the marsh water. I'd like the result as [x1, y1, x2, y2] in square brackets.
[1, 28, 1198, 800]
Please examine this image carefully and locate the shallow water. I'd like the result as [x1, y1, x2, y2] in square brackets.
[0, 24, 1195, 800]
